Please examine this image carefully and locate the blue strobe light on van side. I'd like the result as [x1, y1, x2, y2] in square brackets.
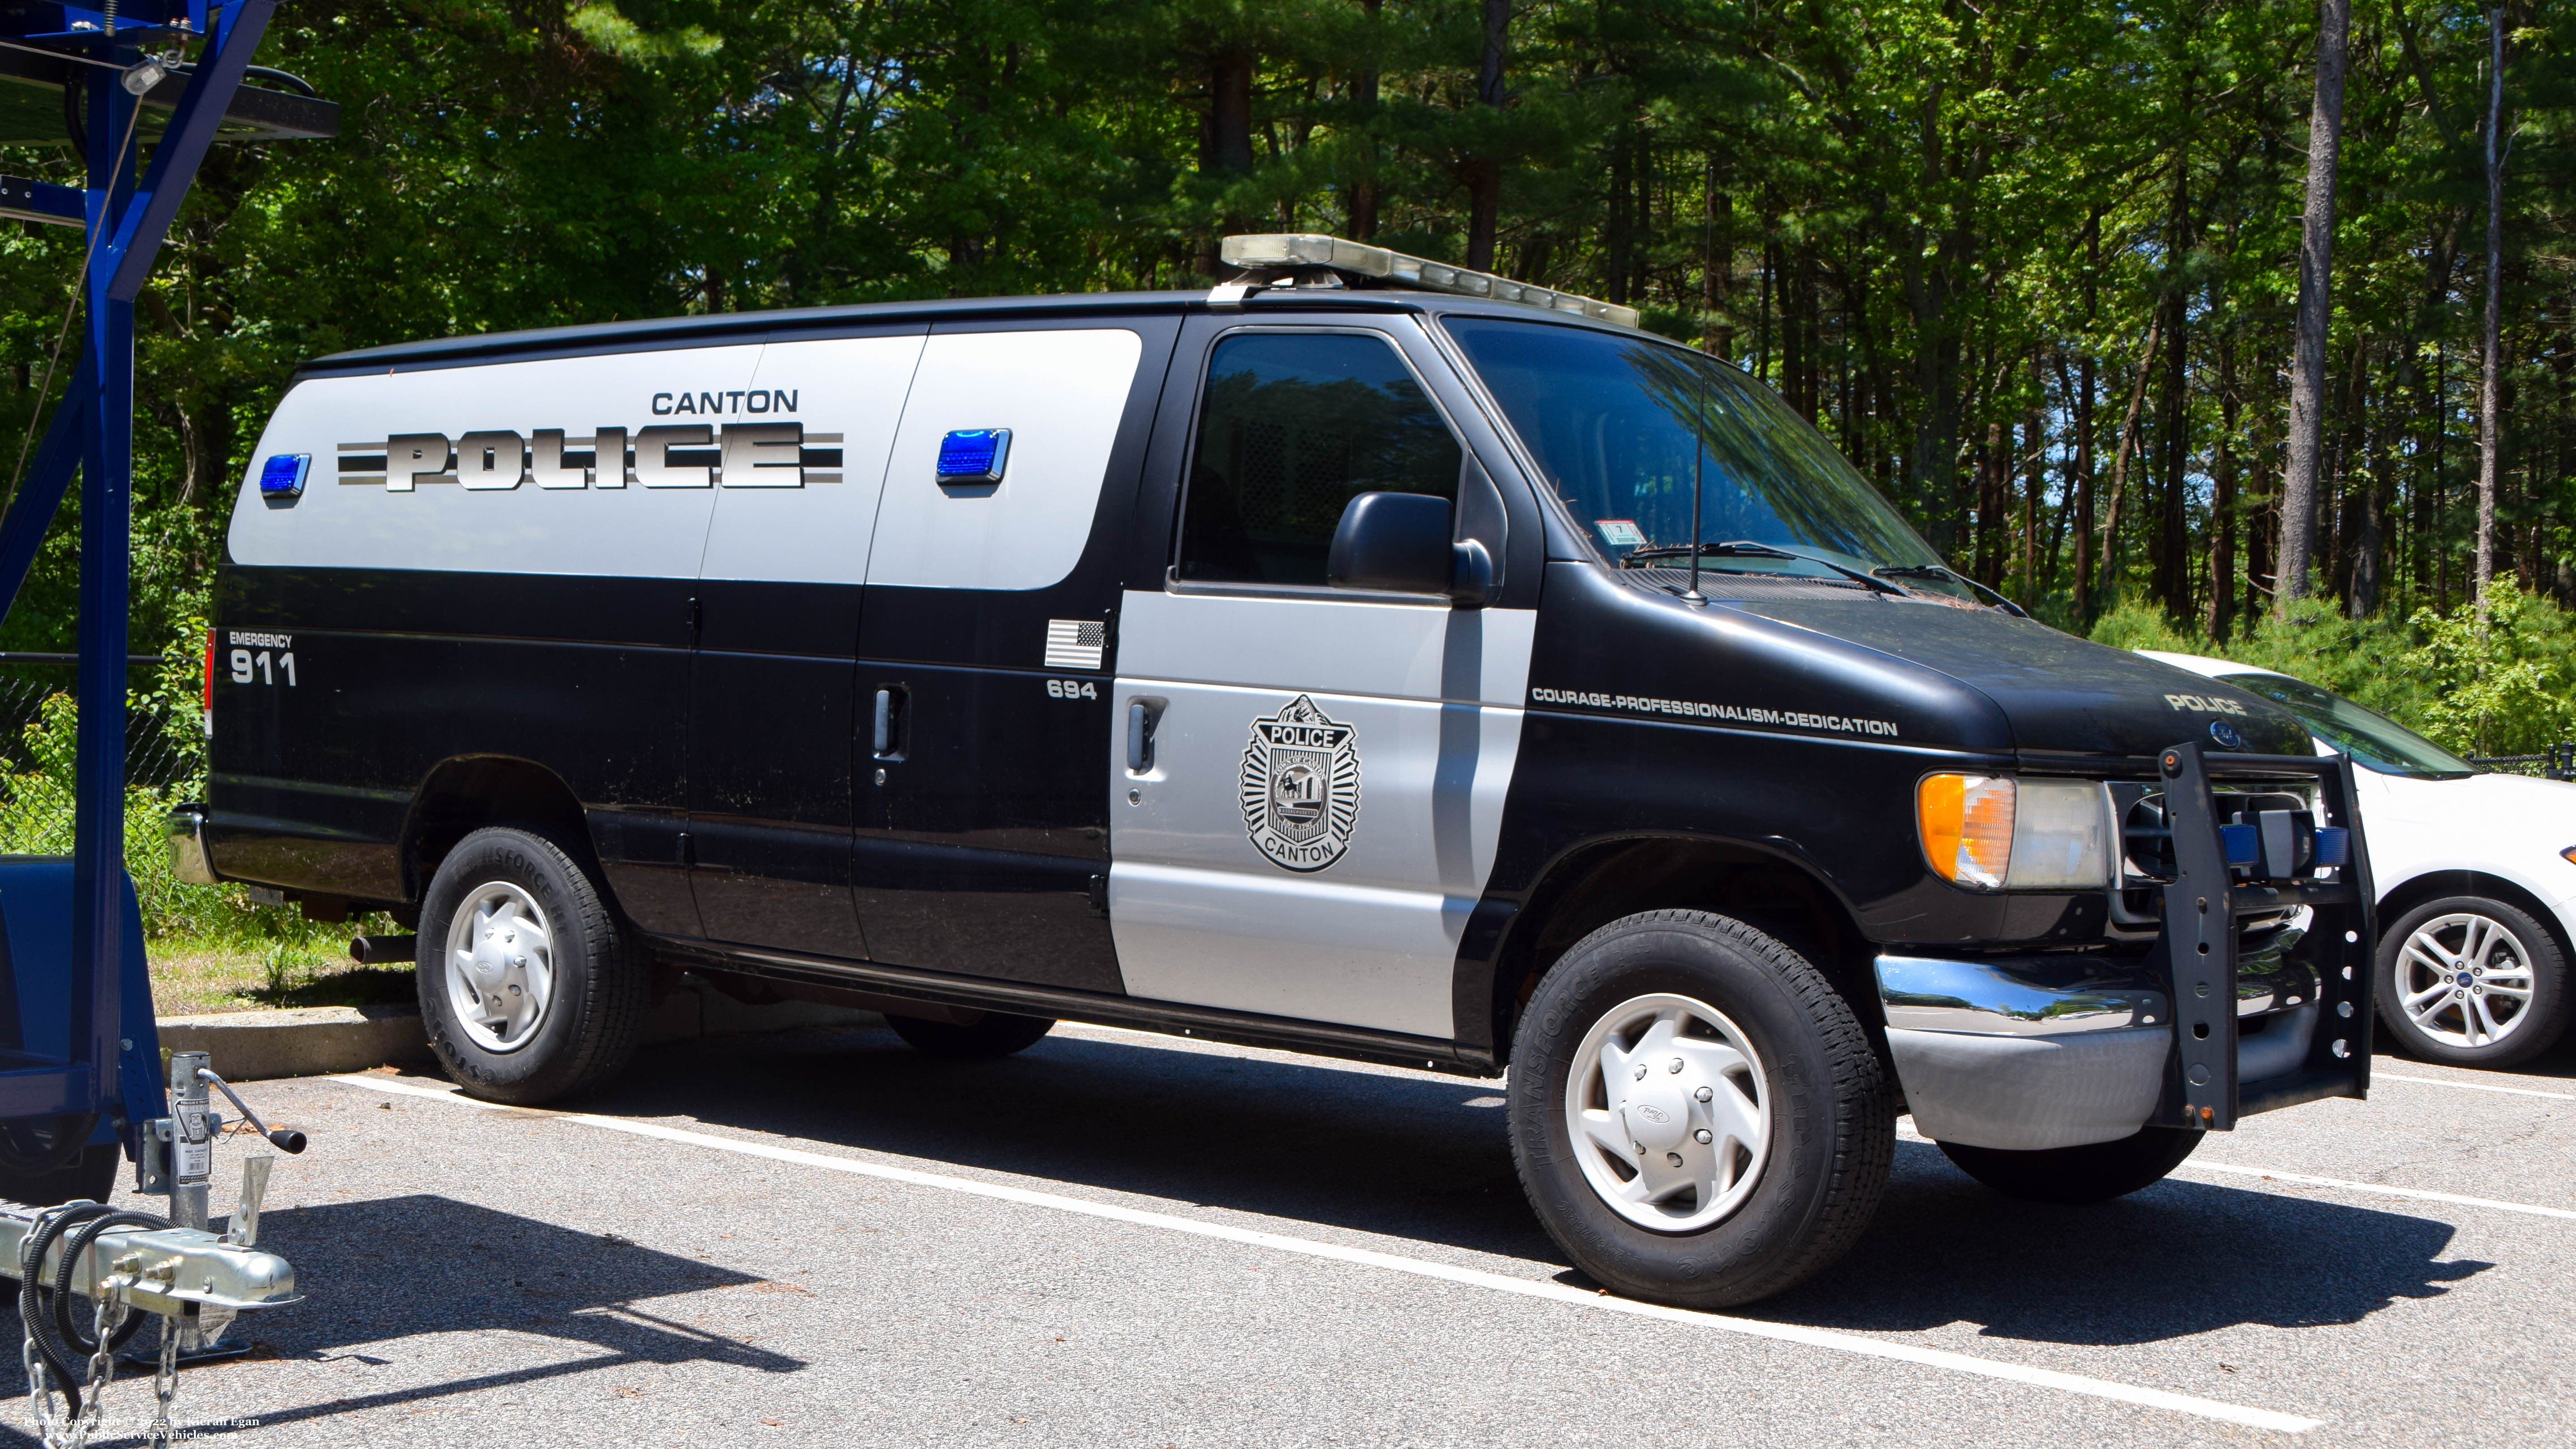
[935, 429, 1009, 485]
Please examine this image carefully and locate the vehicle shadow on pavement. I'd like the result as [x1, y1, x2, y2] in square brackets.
[0, 1194, 802, 1441]
[570, 1024, 2491, 1348]
[596, 1023, 1557, 1260]
[1761, 1141, 2494, 1345]
[2373, 1027, 2576, 1083]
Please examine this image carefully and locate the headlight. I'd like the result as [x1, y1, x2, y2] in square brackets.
[1917, 775, 2109, 891]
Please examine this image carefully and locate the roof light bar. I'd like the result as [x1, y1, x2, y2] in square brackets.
[1219, 233, 1642, 329]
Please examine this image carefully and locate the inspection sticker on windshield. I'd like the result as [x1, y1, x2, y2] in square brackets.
[1594, 519, 1646, 548]
[1532, 686, 1900, 738]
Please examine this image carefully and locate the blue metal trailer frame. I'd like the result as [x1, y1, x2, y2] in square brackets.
[0, 0, 282, 1178]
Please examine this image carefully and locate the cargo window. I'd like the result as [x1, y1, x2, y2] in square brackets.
[1178, 332, 1462, 587]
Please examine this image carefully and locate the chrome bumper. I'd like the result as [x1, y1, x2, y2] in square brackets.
[166, 803, 220, 886]
[1876, 950, 2319, 1151]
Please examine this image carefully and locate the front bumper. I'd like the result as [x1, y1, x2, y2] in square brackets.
[1875, 740, 2375, 1152]
[1877, 951, 2320, 1150]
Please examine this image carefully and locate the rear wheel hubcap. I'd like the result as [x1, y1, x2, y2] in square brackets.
[444, 881, 557, 1054]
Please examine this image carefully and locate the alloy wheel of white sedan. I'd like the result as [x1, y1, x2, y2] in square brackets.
[2394, 910, 2537, 1050]
[443, 880, 557, 1053]
[1564, 992, 1771, 1233]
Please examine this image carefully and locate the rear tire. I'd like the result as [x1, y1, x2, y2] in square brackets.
[0, 1143, 119, 1208]
[2374, 895, 2571, 1069]
[884, 1010, 1056, 1060]
[1507, 910, 1894, 1309]
[1937, 1126, 2201, 1204]
[418, 826, 646, 1105]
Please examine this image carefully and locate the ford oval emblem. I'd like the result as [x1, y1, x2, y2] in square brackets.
[2209, 720, 2245, 750]
[1633, 1104, 1670, 1124]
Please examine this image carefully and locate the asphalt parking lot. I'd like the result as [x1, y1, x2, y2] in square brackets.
[6, 1016, 2571, 1448]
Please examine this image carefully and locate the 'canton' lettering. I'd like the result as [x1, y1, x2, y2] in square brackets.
[650, 390, 799, 415]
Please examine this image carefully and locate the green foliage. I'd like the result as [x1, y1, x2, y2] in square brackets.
[0, 692, 350, 949]
[2401, 585, 2576, 756]
[2089, 582, 2576, 759]
[0, 0, 2557, 957]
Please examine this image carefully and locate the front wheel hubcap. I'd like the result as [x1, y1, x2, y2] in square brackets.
[1565, 992, 1771, 1233]
[444, 882, 556, 1054]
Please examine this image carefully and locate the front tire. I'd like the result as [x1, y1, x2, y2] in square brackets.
[419, 826, 646, 1105]
[1508, 910, 1893, 1309]
[1937, 1126, 2201, 1204]
[884, 1010, 1056, 1060]
[2375, 895, 2571, 1068]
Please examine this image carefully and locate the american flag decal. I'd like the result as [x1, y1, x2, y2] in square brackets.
[1043, 619, 1106, 671]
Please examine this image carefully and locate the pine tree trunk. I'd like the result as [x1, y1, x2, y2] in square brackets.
[1607, 136, 1633, 302]
[1465, 0, 1508, 271]
[1703, 168, 1732, 359]
[2021, 371, 2042, 606]
[2073, 215, 2100, 623]
[2208, 333, 2238, 641]
[2156, 284, 2192, 627]
[1207, 50, 1255, 177]
[2356, 347, 2387, 619]
[2279, 0, 2352, 612]
[1348, 0, 1383, 239]
[2476, 4, 2506, 613]
[2098, 315, 2162, 614]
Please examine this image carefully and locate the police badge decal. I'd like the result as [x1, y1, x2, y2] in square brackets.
[1240, 694, 1361, 872]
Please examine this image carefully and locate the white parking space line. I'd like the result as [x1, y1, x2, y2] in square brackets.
[329, 1074, 2320, 1435]
[2374, 1070, 2576, 1102]
[1895, 1120, 2576, 1221]
[2178, 1161, 2576, 1219]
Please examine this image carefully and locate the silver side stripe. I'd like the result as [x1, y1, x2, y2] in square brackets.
[1043, 618, 1106, 670]
[336, 439, 389, 485]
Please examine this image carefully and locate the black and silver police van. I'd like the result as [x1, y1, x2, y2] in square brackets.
[174, 234, 2376, 1308]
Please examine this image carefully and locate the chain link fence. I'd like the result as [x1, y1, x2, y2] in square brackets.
[0, 657, 202, 793]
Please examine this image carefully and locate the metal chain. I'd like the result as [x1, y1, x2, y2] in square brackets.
[148, 1314, 181, 1447]
[22, 1328, 67, 1447]
[11, 1206, 176, 1449]
[65, 1289, 126, 1448]
[19, 1205, 72, 1448]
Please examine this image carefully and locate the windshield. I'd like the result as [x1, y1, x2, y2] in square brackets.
[1443, 317, 1962, 595]
[2218, 672, 2477, 779]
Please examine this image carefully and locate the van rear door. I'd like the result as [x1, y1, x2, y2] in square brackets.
[850, 319, 1174, 989]
[683, 328, 926, 955]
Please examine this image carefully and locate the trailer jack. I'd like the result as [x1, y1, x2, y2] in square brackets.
[4, 1053, 303, 1448]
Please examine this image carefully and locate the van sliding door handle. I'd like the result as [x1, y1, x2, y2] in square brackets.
[873, 686, 908, 760]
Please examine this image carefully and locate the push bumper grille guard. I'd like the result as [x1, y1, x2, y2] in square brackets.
[2151, 741, 2376, 1129]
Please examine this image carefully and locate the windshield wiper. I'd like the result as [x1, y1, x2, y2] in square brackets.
[1623, 540, 1911, 600]
[1870, 564, 2030, 617]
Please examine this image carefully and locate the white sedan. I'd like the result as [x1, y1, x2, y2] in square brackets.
[2141, 649, 2575, 1068]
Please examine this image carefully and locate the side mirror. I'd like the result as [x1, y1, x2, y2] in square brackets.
[1326, 492, 1489, 607]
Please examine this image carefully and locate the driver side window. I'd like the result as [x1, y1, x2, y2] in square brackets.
[1177, 331, 1463, 587]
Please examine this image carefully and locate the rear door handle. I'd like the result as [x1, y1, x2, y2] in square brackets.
[873, 685, 909, 760]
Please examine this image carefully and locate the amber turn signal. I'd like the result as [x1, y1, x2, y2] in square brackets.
[1917, 773, 2016, 889]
